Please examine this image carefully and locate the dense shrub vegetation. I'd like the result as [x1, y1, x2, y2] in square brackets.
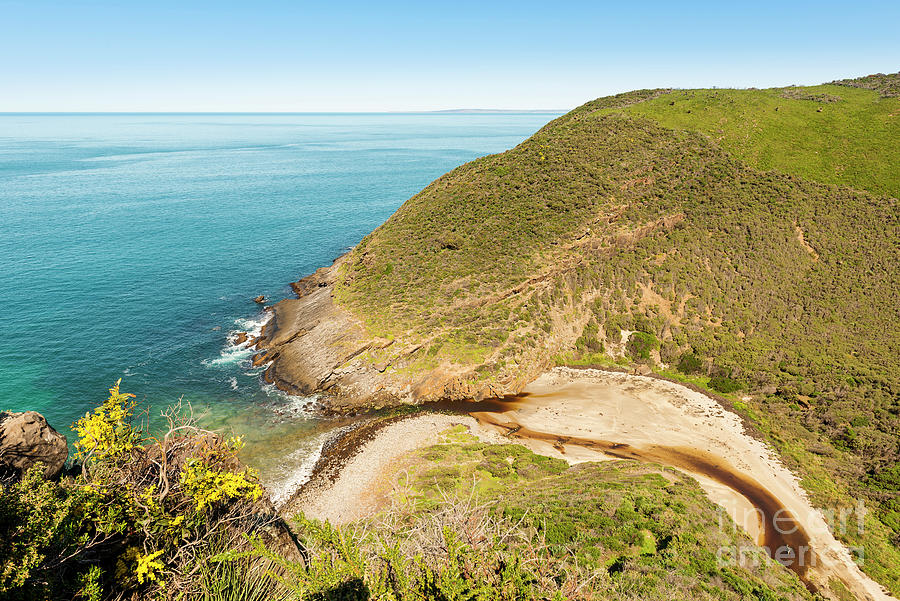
[329, 74, 900, 593]
[1, 396, 818, 600]
[231, 431, 813, 600]
[625, 332, 658, 362]
[831, 71, 900, 97]
[708, 376, 743, 394]
[328, 431, 815, 600]
[676, 352, 703, 375]
[0, 382, 270, 600]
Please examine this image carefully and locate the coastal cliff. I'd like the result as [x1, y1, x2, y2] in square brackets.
[256, 256, 545, 409]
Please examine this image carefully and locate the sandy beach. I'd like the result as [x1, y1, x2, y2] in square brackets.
[285, 367, 893, 601]
[283, 413, 509, 523]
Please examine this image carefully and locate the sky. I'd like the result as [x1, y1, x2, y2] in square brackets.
[1, 0, 898, 112]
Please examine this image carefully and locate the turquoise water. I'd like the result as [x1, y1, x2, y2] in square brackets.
[0, 112, 557, 498]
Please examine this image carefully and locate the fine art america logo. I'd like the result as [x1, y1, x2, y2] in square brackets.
[715, 498, 868, 568]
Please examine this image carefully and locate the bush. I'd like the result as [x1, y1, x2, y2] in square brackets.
[626, 332, 659, 361]
[0, 466, 97, 598]
[575, 320, 604, 354]
[0, 381, 269, 600]
[709, 375, 743, 394]
[257, 507, 547, 601]
[677, 352, 703, 374]
[869, 466, 900, 492]
[632, 314, 656, 335]
[659, 341, 681, 364]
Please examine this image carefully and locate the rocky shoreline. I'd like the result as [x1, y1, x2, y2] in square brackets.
[239, 258, 722, 415]
[246, 255, 540, 412]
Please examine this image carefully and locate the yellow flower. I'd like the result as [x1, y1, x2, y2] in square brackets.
[73, 379, 139, 461]
[135, 549, 164, 584]
[180, 459, 262, 512]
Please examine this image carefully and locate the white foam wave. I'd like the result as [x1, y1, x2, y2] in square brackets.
[233, 311, 271, 338]
[259, 383, 323, 417]
[263, 427, 348, 508]
[203, 311, 272, 369]
[203, 345, 254, 367]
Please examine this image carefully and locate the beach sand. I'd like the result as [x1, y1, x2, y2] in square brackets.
[283, 413, 508, 524]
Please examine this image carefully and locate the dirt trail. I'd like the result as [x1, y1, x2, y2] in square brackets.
[470, 368, 892, 601]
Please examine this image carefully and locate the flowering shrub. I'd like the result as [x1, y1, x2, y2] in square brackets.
[134, 549, 164, 584]
[0, 382, 276, 600]
[180, 458, 262, 512]
[73, 379, 139, 461]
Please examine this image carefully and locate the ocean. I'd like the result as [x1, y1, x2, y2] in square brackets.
[0, 112, 558, 500]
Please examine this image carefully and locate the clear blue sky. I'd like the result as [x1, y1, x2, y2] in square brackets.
[1, 0, 898, 111]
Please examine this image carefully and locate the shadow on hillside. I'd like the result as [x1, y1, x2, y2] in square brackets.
[312, 578, 369, 600]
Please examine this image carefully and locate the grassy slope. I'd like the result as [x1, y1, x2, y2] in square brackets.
[624, 84, 899, 198]
[290, 426, 820, 601]
[307, 428, 815, 600]
[332, 75, 900, 592]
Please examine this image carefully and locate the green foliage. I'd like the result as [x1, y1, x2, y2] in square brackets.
[197, 554, 290, 601]
[625, 331, 658, 361]
[76, 566, 103, 601]
[258, 513, 545, 601]
[0, 383, 269, 600]
[282, 456, 813, 601]
[868, 465, 900, 492]
[492, 462, 811, 599]
[708, 375, 743, 394]
[676, 352, 703, 374]
[574, 320, 604, 355]
[0, 466, 100, 597]
[405, 441, 568, 505]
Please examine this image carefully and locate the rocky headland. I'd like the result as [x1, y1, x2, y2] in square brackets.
[252, 255, 541, 411]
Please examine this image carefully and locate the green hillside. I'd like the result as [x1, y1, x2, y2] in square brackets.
[333, 74, 900, 592]
[287, 435, 814, 600]
[625, 83, 899, 198]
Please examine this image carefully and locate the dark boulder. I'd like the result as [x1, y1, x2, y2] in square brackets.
[0, 411, 68, 480]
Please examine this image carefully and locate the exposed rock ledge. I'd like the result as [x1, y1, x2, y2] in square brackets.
[255, 256, 535, 411]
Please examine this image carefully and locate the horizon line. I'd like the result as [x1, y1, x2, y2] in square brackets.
[0, 109, 569, 116]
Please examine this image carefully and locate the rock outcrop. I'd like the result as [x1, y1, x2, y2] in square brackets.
[0, 411, 68, 479]
[257, 257, 398, 409]
[255, 256, 522, 411]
